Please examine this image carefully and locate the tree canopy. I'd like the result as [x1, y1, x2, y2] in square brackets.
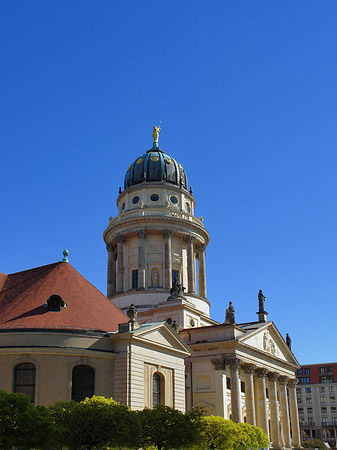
[50, 395, 141, 450]
[302, 438, 328, 450]
[137, 404, 203, 450]
[194, 415, 269, 450]
[0, 390, 59, 450]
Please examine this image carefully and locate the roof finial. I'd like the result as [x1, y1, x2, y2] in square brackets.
[62, 249, 69, 262]
[152, 122, 161, 149]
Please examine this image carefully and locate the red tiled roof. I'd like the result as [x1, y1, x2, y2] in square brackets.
[0, 262, 128, 332]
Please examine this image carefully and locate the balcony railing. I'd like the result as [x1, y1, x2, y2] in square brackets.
[108, 208, 205, 228]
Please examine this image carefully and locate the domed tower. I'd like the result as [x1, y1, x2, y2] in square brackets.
[103, 127, 217, 328]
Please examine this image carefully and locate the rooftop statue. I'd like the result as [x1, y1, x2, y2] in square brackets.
[224, 301, 235, 325]
[152, 123, 161, 144]
[258, 289, 267, 312]
[286, 333, 292, 350]
[167, 280, 186, 301]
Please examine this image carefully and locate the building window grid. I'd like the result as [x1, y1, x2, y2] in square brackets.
[132, 270, 138, 289]
[298, 377, 310, 384]
[320, 375, 333, 384]
[304, 368, 311, 375]
[305, 387, 312, 393]
[153, 373, 161, 407]
[14, 363, 36, 404]
[71, 365, 94, 402]
[306, 397, 312, 404]
[330, 396, 336, 403]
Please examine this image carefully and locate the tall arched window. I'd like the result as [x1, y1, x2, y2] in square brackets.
[153, 372, 164, 407]
[72, 365, 94, 402]
[14, 362, 36, 404]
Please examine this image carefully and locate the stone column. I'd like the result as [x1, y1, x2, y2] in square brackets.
[185, 235, 196, 294]
[288, 378, 301, 448]
[278, 375, 291, 449]
[268, 372, 281, 449]
[137, 230, 146, 290]
[227, 358, 242, 423]
[255, 367, 269, 437]
[242, 363, 256, 425]
[197, 244, 207, 298]
[116, 234, 126, 293]
[106, 243, 117, 297]
[212, 358, 227, 417]
[163, 230, 172, 289]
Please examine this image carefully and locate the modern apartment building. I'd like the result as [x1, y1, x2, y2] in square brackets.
[296, 362, 337, 447]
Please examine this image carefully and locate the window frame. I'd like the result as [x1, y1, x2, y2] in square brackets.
[71, 364, 95, 402]
[14, 362, 36, 404]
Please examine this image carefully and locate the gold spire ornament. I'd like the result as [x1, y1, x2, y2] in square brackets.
[152, 122, 161, 147]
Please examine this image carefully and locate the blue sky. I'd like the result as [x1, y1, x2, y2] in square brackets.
[1, 1, 336, 364]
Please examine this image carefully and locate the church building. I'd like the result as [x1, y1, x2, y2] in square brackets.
[0, 126, 301, 449]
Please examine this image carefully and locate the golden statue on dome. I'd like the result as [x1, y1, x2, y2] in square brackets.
[152, 122, 161, 145]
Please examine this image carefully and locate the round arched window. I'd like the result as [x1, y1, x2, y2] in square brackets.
[170, 195, 178, 204]
[132, 196, 140, 204]
[186, 202, 191, 213]
[150, 194, 159, 202]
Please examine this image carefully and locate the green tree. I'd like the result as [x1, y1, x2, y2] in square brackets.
[195, 416, 269, 450]
[0, 390, 59, 450]
[50, 395, 141, 450]
[137, 405, 203, 450]
[302, 438, 328, 450]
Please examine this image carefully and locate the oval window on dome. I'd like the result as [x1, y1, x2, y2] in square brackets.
[150, 194, 159, 202]
[170, 195, 178, 204]
[151, 156, 159, 162]
[136, 158, 143, 165]
[166, 158, 173, 165]
[132, 196, 140, 204]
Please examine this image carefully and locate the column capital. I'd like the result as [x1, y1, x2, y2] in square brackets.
[226, 357, 242, 371]
[106, 243, 116, 252]
[163, 229, 173, 239]
[288, 378, 298, 388]
[184, 234, 196, 244]
[267, 371, 280, 382]
[196, 243, 207, 252]
[211, 358, 226, 371]
[255, 367, 269, 378]
[278, 375, 289, 385]
[136, 230, 147, 239]
[115, 234, 126, 244]
[241, 363, 256, 374]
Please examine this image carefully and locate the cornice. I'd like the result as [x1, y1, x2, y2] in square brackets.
[103, 216, 210, 244]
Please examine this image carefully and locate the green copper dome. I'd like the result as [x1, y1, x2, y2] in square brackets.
[124, 148, 188, 190]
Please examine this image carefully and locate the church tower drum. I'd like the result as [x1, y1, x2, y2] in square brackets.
[103, 128, 214, 326]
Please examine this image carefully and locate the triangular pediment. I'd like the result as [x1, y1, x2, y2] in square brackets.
[132, 322, 191, 355]
[239, 322, 299, 366]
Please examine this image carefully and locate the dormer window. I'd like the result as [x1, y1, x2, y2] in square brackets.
[47, 294, 66, 312]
